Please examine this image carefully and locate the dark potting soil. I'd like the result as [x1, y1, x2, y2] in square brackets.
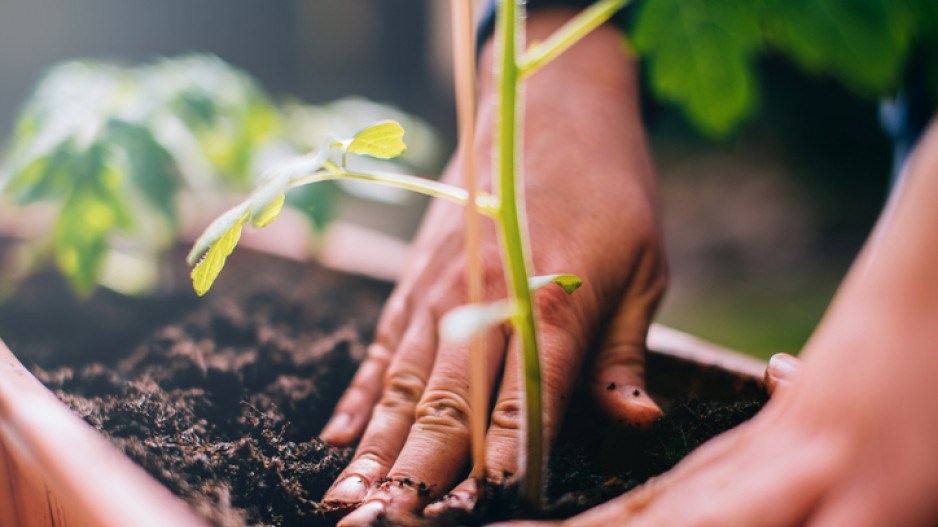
[11, 251, 765, 526]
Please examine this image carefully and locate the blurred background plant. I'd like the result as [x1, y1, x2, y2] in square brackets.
[0, 54, 441, 297]
[0, 0, 934, 359]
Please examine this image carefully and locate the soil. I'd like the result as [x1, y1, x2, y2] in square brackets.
[3, 248, 766, 527]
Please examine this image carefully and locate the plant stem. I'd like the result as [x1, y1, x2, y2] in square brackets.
[519, 0, 630, 78]
[451, 0, 488, 482]
[495, 0, 544, 506]
[288, 167, 500, 216]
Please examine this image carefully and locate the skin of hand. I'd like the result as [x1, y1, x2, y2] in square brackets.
[318, 9, 667, 526]
[496, 117, 938, 527]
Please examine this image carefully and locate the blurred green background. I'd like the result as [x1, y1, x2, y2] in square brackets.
[0, 0, 923, 359]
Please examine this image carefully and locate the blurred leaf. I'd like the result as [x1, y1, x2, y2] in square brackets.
[107, 121, 180, 225]
[52, 144, 133, 296]
[251, 192, 285, 228]
[6, 144, 73, 204]
[632, 0, 760, 137]
[440, 301, 517, 345]
[529, 273, 583, 294]
[347, 120, 407, 159]
[761, 0, 910, 95]
[191, 217, 245, 296]
[286, 182, 337, 231]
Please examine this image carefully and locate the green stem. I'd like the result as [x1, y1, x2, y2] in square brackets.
[519, 0, 630, 78]
[495, 0, 544, 506]
[288, 167, 500, 217]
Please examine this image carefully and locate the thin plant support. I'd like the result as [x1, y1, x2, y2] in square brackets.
[450, 0, 488, 482]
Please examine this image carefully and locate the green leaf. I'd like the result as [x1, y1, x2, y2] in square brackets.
[286, 181, 337, 231]
[632, 0, 760, 137]
[187, 202, 250, 265]
[106, 121, 180, 225]
[53, 186, 117, 296]
[190, 217, 245, 296]
[5, 141, 75, 204]
[761, 0, 910, 95]
[251, 192, 285, 228]
[346, 120, 407, 159]
[529, 273, 583, 294]
[439, 301, 517, 345]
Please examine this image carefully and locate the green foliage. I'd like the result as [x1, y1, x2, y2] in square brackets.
[0, 56, 282, 295]
[761, 0, 909, 95]
[632, 0, 760, 137]
[187, 122, 409, 295]
[149, 55, 281, 183]
[630, 0, 937, 137]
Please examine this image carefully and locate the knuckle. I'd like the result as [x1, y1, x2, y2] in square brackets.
[375, 296, 410, 345]
[490, 395, 523, 431]
[380, 368, 427, 410]
[364, 342, 393, 367]
[414, 389, 472, 432]
[594, 342, 644, 372]
[353, 449, 396, 472]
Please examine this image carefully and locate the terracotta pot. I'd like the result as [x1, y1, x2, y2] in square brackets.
[0, 242, 766, 526]
[0, 339, 206, 527]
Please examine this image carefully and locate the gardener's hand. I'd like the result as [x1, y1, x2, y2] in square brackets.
[319, 10, 666, 525]
[495, 118, 938, 527]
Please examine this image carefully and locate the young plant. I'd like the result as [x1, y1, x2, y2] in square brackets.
[0, 55, 280, 295]
[189, 0, 628, 509]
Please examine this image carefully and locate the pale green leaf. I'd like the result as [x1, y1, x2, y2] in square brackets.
[186, 201, 249, 265]
[347, 120, 406, 159]
[440, 301, 517, 345]
[251, 192, 285, 228]
[529, 273, 583, 294]
[190, 217, 245, 296]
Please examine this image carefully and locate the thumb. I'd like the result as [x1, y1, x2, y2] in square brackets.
[764, 353, 801, 396]
[590, 298, 662, 427]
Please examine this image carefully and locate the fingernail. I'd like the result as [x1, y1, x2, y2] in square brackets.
[324, 476, 368, 504]
[620, 386, 662, 426]
[768, 354, 799, 382]
[321, 413, 351, 442]
[338, 501, 385, 527]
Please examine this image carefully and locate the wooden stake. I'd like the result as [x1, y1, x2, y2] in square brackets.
[450, 0, 486, 481]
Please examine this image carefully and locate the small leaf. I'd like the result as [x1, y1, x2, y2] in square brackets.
[186, 201, 249, 265]
[529, 273, 583, 294]
[190, 217, 245, 296]
[346, 120, 406, 159]
[251, 192, 284, 228]
[440, 301, 517, 345]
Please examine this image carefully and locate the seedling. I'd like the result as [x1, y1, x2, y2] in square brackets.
[189, 0, 630, 508]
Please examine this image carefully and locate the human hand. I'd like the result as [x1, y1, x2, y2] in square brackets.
[494, 119, 938, 527]
[319, 10, 667, 526]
